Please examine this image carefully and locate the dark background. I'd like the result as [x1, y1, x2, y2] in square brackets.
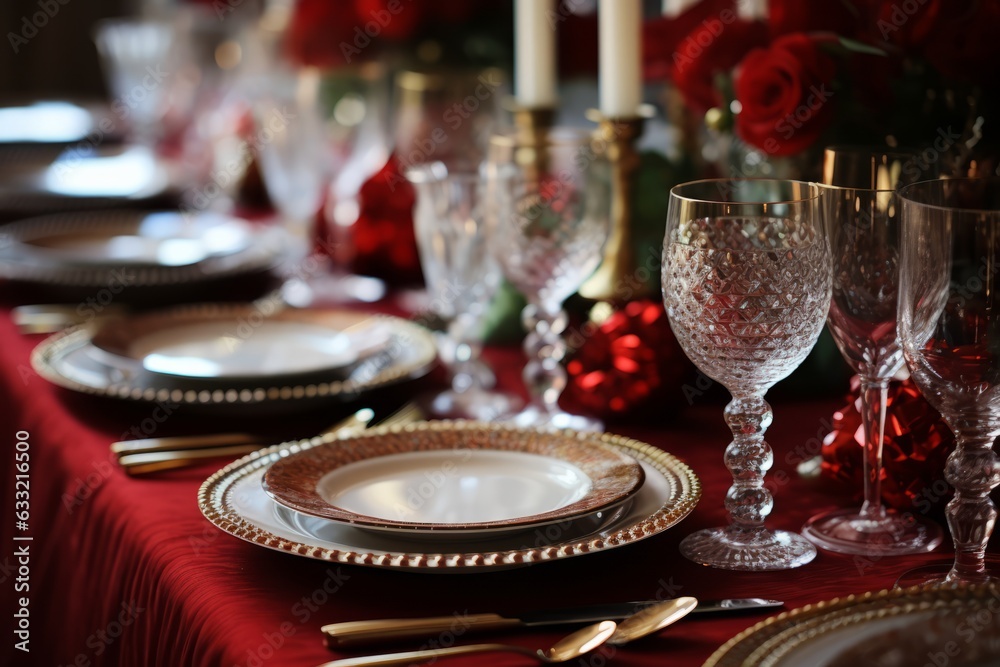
[0, 0, 137, 99]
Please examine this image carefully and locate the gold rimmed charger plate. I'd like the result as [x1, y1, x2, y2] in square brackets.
[704, 583, 1000, 667]
[261, 427, 645, 536]
[198, 421, 701, 571]
[31, 303, 437, 414]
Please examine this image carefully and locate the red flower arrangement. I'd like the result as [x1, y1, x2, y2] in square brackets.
[644, 0, 1000, 159]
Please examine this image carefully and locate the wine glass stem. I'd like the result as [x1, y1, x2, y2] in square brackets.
[723, 395, 775, 541]
[446, 315, 486, 394]
[944, 427, 1000, 584]
[858, 378, 889, 522]
[521, 301, 567, 415]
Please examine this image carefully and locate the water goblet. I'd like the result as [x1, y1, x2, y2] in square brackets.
[897, 177, 1000, 586]
[802, 147, 943, 555]
[486, 128, 612, 431]
[663, 179, 831, 570]
[406, 162, 522, 420]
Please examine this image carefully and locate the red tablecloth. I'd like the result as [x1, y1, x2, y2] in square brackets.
[0, 307, 977, 667]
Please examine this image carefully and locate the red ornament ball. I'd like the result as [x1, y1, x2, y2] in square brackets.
[564, 300, 689, 419]
[821, 375, 956, 513]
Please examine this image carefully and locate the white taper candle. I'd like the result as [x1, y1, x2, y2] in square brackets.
[598, 0, 642, 118]
[515, 0, 557, 108]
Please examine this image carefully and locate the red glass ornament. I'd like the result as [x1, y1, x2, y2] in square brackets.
[821, 376, 956, 513]
[565, 300, 689, 419]
[347, 154, 423, 285]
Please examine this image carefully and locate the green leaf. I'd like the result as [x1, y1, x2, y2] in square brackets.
[836, 37, 887, 57]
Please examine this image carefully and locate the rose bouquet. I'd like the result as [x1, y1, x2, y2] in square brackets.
[644, 0, 1000, 174]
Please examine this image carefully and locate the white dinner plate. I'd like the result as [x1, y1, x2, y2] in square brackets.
[261, 428, 645, 537]
[198, 421, 701, 571]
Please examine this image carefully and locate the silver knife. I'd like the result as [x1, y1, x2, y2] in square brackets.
[322, 598, 783, 648]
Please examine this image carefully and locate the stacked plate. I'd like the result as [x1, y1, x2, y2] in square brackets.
[31, 304, 438, 414]
[198, 421, 702, 571]
[0, 209, 288, 302]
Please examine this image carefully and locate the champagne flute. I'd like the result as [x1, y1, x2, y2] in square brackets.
[897, 177, 1000, 586]
[663, 179, 831, 570]
[802, 147, 943, 555]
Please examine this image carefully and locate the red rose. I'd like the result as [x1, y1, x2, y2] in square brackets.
[672, 19, 768, 111]
[734, 34, 837, 156]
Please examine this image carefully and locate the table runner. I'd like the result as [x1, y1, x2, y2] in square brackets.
[0, 308, 977, 667]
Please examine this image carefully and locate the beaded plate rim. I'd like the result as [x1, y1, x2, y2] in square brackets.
[30, 304, 437, 407]
[197, 420, 702, 570]
[703, 582, 1000, 667]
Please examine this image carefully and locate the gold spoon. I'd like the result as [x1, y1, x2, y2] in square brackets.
[317, 621, 617, 667]
[608, 596, 698, 645]
[318, 597, 699, 667]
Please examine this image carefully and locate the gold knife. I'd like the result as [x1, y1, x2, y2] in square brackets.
[322, 599, 783, 649]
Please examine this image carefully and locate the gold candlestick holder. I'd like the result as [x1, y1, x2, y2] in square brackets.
[578, 105, 655, 303]
[510, 104, 556, 138]
[505, 103, 556, 185]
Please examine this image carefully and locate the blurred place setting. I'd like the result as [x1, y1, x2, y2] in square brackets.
[2, 0, 1000, 666]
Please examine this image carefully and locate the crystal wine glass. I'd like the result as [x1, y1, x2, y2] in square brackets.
[407, 162, 522, 420]
[802, 147, 943, 555]
[663, 179, 831, 570]
[251, 66, 329, 259]
[897, 177, 1000, 586]
[486, 128, 611, 431]
[250, 65, 387, 305]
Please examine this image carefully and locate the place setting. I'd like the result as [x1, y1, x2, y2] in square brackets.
[4, 1, 1000, 667]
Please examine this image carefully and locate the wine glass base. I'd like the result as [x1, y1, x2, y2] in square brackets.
[422, 389, 523, 422]
[280, 272, 386, 308]
[802, 508, 943, 556]
[895, 556, 1000, 589]
[680, 527, 817, 571]
[505, 405, 604, 432]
